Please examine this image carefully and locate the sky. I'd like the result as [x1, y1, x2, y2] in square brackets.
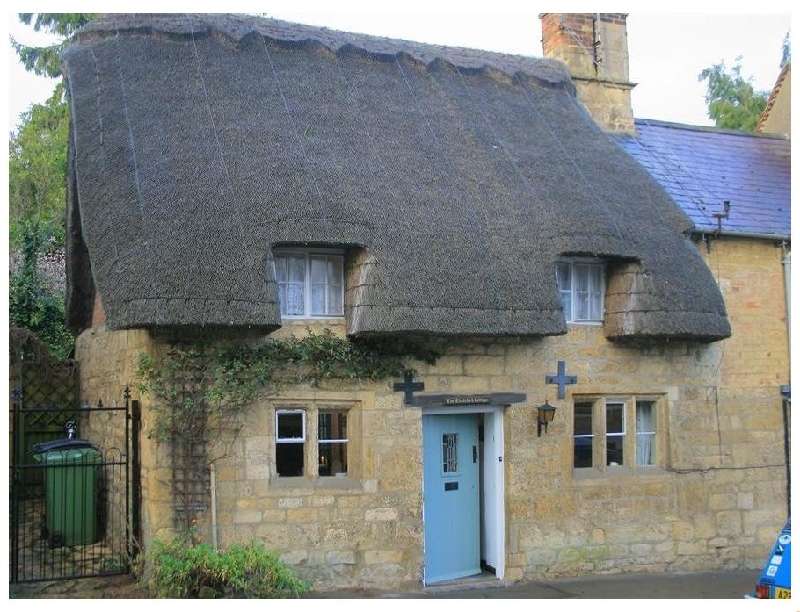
[3, 6, 794, 135]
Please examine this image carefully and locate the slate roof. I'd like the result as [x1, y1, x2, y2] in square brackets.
[62, 13, 730, 342]
[615, 119, 790, 238]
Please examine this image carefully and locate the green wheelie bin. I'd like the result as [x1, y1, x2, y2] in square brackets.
[32, 439, 102, 548]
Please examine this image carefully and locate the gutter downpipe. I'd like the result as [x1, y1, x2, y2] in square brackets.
[782, 249, 790, 519]
[210, 462, 218, 550]
[783, 250, 790, 356]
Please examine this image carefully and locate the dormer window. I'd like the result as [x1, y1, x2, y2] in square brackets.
[273, 249, 344, 318]
[556, 259, 605, 323]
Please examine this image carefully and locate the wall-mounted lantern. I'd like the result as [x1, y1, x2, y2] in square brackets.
[537, 401, 557, 437]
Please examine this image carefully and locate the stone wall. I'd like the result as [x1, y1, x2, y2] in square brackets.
[73, 236, 789, 590]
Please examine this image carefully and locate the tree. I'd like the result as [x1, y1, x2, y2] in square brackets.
[9, 89, 70, 254]
[781, 30, 791, 68]
[9, 13, 96, 253]
[11, 13, 95, 78]
[9, 224, 74, 360]
[8, 14, 95, 360]
[698, 58, 769, 132]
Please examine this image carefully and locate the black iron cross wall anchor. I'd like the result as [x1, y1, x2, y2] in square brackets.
[393, 370, 424, 405]
[546, 360, 577, 399]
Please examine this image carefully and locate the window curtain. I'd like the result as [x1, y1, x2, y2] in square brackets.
[636, 402, 654, 465]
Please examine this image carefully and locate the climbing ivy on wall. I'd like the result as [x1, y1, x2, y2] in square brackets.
[134, 328, 438, 529]
[135, 328, 439, 443]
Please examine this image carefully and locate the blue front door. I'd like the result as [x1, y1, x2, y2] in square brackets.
[422, 413, 480, 584]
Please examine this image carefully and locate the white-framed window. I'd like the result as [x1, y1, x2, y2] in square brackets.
[317, 409, 348, 476]
[556, 260, 605, 323]
[273, 249, 344, 318]
[605, 401, 625, 466]
[635, 400, 656, 466]
[275, 409, 306, 476]
[573, 396, 662, 472]
[573, 401, 594, 468]
[275, 405, 352, 479]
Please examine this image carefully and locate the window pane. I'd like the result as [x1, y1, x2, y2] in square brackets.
[276, 442, 304, 476]
[575, 292, 589, 320]
[318, 410, 348, 476]
[274, 256, 287, 282]
[573, 402, 593, 468]
[329, 256, 343, 283]
[311, 284, 326, 314]
[277, 411, 304, 440]
[318, 410, 347, 441]
[606, 402, 625, 466]
[575, 264, 591, 291]
[574, 402, 593, 435]
[288, 255, 306, 282]
[328, 257, 344, 315]
[588, 291, 601, 320]
[561, 291, 572, 321]
[606, 436, 624, 466]
[559, 262, 604, 322]
[274, 254, 306, 316]
[589, 266, 603, 319]
[311, 256, 327, 284]
[443, 433, 458, 473]
[636, 401, 655, 466]
[606, 402, 624, 434]
[327, 285, 342, 315]
[283, 283, 303, 315]
[318, 442, 348, 476]
[556, 262, 571, 290]
[309, 255, 345, 316]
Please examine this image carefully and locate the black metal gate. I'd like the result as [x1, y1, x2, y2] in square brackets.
[9, 389, 141, 583]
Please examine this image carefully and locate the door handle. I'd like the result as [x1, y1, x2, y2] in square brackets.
[473, 445, 477, 463]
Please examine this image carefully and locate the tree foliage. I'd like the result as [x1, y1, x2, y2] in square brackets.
[9, 225, 74, 360]
[8, 13, 92, 362]
[12, 13, 95, 78]
[9, 90, 70, 253]
[698, 58, 769, 132]
[781, 30, 791, 68]
[9, 13, 96, 251]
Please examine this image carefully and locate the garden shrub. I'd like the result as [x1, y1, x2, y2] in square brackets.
[135, 535, 309, 598]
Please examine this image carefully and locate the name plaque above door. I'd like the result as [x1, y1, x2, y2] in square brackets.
[412, 393, 526, 409]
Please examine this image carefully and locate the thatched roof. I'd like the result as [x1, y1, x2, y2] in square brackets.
[63, 13, 730, 342]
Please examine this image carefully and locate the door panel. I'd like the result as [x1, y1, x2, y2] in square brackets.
[423, 413, 480, 583]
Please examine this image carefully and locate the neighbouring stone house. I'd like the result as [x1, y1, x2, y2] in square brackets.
[539, 10, 791, 517]
[63, 13, 788, 592]
[758, 61, 791, 138]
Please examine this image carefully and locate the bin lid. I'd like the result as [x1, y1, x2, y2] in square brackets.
[32, 438, 98, 454]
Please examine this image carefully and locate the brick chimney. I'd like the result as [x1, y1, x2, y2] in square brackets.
[540, 13, 636, 134]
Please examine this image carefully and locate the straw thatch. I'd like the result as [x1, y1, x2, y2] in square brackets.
[63, 13, 730, 342]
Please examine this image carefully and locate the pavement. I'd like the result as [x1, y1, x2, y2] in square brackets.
[312, 569, 763, 599]
[8, 568, 764, 600]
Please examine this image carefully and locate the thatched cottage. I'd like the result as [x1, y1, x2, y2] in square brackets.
[62, 13, 788, 591]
